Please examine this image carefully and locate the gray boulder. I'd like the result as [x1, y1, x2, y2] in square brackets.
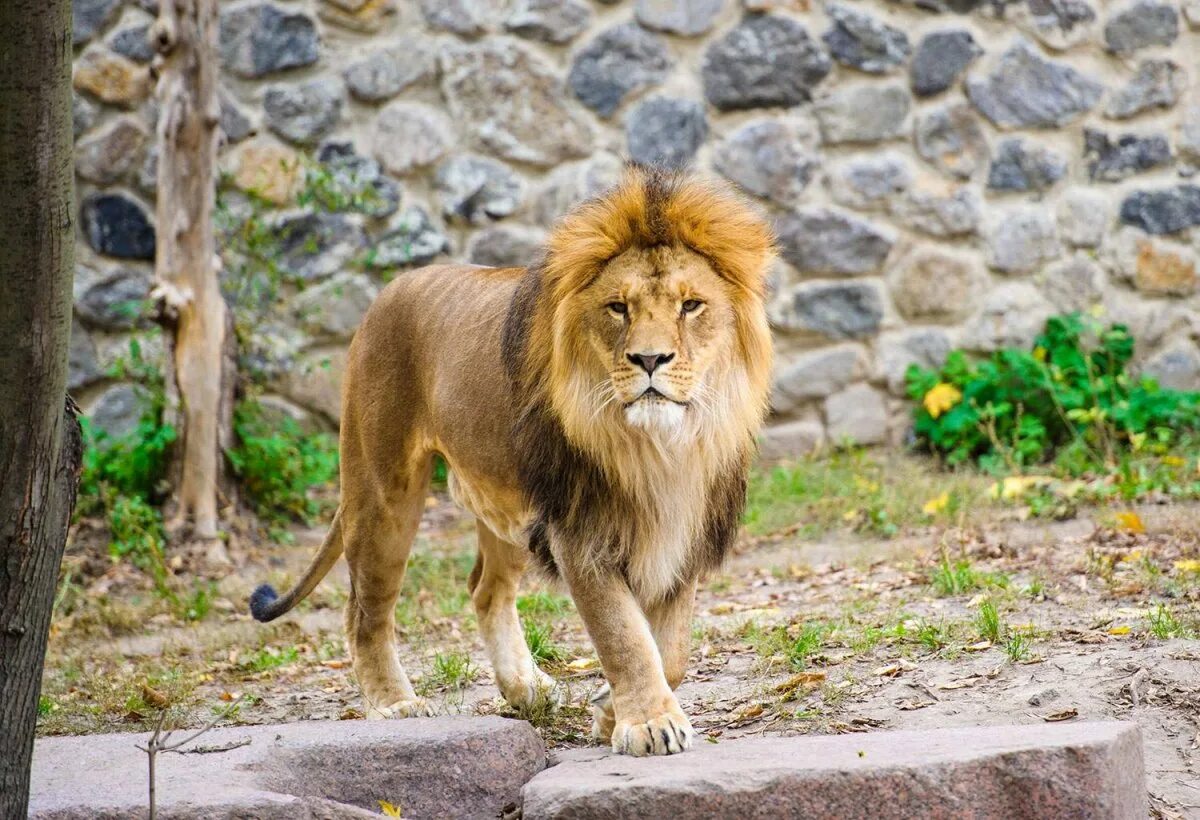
[966, 39, 1103, 128]
[625, 97, 708, 170]
[702, 15, 831, 111]
[568, 23, 673, 118]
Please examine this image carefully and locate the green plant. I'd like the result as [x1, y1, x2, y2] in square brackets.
[976, 599, 1003, 644]
[1147, 604, 1192, 639]
[1005, 629, 1033, 662]
[427, 651, 477, 691]
[930, 554, 1009, 597]
[241, 645, 300, 673]
[523, 619, 565, 665]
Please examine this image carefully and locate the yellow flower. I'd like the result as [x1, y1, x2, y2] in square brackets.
[1032, 346, 1047, 362]
[1114, 511, 1145, 534]
[1173, 559, 1200, 575]
[922, 492, 950, 516]
[923, 383, 962, 419]
[1162, 455, 1186, 468]
[989, 475, 1052, 500]
[379, 801, 403, 817]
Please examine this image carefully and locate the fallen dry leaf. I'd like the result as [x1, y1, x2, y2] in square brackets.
[141, 685, 168, 708]
[1040, 708, 1079, 722]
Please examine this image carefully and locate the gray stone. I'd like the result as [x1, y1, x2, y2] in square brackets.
[108, 22, 154, 64]
[506, 0, 593, 43]
[369, 207, 450, 269]
[264, 78, 345, 146]
[772, 344, 868, 413]
[913, 103, 988, 180]
[1105, 0, 1179, 53]
[1057, 187, 1112, 247]
[435, 155, 524, 225]
[702, 15, 832, 111]
[1021, 0, 1098, 50]
[273, 211, 367, 281]
[813, 83, 910, 144]
[625, 97, 708, 170]
[74, 0, 123, 45]
[219, 3, 320, 80]
[775, 209, 894, 276]
[985, 207, 1061, 273]
[1142, 342, 1200, 390]
[910, 29, 980, 97]
[1187, 0, 1200, 27]
[315, 141, 401, 219]
[33, 717, 545, 820]
[828, 152, 912, 211]
[76, 268, 151, 330]
[293, 272, 379, 340]
[568, 23, 673, 118]
[73, 94, 99, 140]
[420, 0, 506, 35]
[1119, 185, 1200, 234]
[75, 115, 148, 185]
[276, 346, 346, 422]
[1181, 101, 1200, 162]
[81, 192, 156, 261]
[220, 90, 256, 143]
[635, 0, 723, 36]
[534, 153, 624, 227]
[372, 101, 455, 175]
[891, 185, 981, 237]
[1043, 254, 1107, 312]
[137, 144, 158, 196]
[1106, 60, 1185, 119]
[343, 39, 434, 103]
[823, 3, 911, 74]
[963, 282, 1055, 351]
[442, 39, 593, 167]
[68, 318, 103, 392]
[879, 328, 953, 394]
[714, 118, 819, 208]
[1085, 130, 1171, 182]
[86, 383, 152, 439]
[889, 247, 982, 322]
[771, 279, 885, 339]
[966, 39, 1103, 129]
[252, 394, 324, 435]
[987, 139, 1068, 192]
[825, 383, 888, 445]
[468, 225, 547, 267]
[760, 419, 825, 460]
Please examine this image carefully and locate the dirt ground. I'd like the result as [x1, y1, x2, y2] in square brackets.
[41, 483, 1200, 818]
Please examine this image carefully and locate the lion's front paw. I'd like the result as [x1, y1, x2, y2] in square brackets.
[590, 685, 615, 742]
[501, 668, 563, 712]
[366, 697, 434, 719]
[611, 708, 694, 756]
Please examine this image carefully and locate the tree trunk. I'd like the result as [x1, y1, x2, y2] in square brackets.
[152, 0, 232, 540]
[0, 0, 83, 815]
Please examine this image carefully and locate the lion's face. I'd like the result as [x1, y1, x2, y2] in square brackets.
[574, 244, 736, 435]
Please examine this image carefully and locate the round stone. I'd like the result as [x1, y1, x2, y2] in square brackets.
[770, 279, 885, 339]
[372, 101, 455, 175]
[966, 39, 1103, 129]
[775, 208, 894, 276]
[343, 39, 434, 103]
[635, 0, 723, 36]
[889, 247, 982, 323]
[813, 83, 910, 144]
[624, 97, 708, 170]
[219, 3, 320, 80]
[264, 78, 345, 146]
[985, 207, 1061, 274]
[505, 0, 592, 43]
[713, 117, 819, 208]
[435, 155, 525, 225]
[467, 225, 547, 268]
[81, 193, 156, 260]
[76, 267, 152, 330]
[913, 102, 989, 180]
[823, 3, 911, 74]
[368, 207, 450, 269]
[1104, 0, 1179, 53]
[568, 23, 673, 118]
[702, 15, 832, 111]
[910, 29, 980, 97]
[987, 139, 1068, 192]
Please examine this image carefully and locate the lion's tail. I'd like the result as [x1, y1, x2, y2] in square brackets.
[249, 508, 344, 623]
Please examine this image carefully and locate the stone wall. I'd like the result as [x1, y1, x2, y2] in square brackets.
[69, 0, 1200, 455]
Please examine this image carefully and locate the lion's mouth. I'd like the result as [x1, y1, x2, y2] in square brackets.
[626, 387, 688, 408]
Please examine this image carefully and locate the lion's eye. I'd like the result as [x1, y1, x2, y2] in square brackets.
[607, 302, 628, 316]
[681, 299, 703, 315]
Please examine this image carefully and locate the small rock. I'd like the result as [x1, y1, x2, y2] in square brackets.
[1085, 130, 1172, 183]
[108, 21, 155, 64]
[442, 39, 593, 167]
[962, 282, 1054, 352]
[420, 0, 505, 35]
[73, 94, 100, 140]
[1019, 0, 1097, 50]
[227, 137, 303, 205]
[278, 347, 348, 423]
[251, 394, 324, 435]
[1180, 102, 1200, 163]
[771, 279, 885, 339]
[775, 208, 894, 276]
[75, 116, 148, 185]
[263, 78, 345, 146]
[369, 207, 450, 269]
[1057, 187, 1112, 247]
[343, 39, 434, 103]
[68, 318, 103, 391]
[625, 97, 708, 170]
[80, 193, 156, 260]
[910, 29, 980, 97]
[73, 45, 152, 109]
[220, 90, 256, 143]
[825, 383, 888, 445]
[318, 0, 396, 33]
[1142, 342, 1200, 389]
[315, 141, 401, 218]
[1043, 254, 1107, 312]
[293, 272, 379, 339]
[137, 146, 158, 196]
[533, 153, 623, 227]
[1106, 60, 1185, 119]
[506, 0, 592, 43]
[1104, 0, 1179, 53]
[913, 102, 988, 180]
[760, 419, 825, 460]
[74, 0, 124, 45]
[1135, 238, 1198, 295]
[713, 117, 820, 208]
[240, 320, 305, 381]
[772, 344, 868, 413]
[435, 155, 524, 225]
[568, 23, 673, 118]
[76, 267, 152, 330]
[828, 152, 912, 211]
[891, 184, 981, 237]
[889, 247, 982, 322]
[1119, 186, 1200, 234]
[966, 39, 1103, 129]
[219, 2, 320, 80]
[467, 225, 547, 268]
[823, 3, 911, 74]
[813, 83, 910, 144]
[635, 0, 723, 36]
[879, 328, 953, 394]
[702, 15, 832, 111]
[372, 101, 455, 175]
[985, 206, 1061, 274]
[87, 383, 153, 440]
[1186, 0, 1200, 26]
[987, 139, 1068, 192]
[273, 211, 367, 281]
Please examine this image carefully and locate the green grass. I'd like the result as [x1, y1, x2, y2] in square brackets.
[744, 621, 830, 670]
[516, 591, 573, 617]
[523, 619, 566, 665]
[930, 554, 1010, 597]
[976, 600, 1003, 644]
[425, 651, 477, 691]
[1148, 604, 1194, 639]
[1005, 629, 1034, 662]
[240, 645, 300, 673]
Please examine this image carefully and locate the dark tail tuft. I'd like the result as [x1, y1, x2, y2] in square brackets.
[249, 584, 280, 622]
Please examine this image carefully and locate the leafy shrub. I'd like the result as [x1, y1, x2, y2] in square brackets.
[907, 314, 1200, 473]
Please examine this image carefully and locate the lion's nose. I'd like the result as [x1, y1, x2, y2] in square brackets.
[627, 351, 674, 374]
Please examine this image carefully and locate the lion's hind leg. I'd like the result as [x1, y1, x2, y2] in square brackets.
[471, 522, 561, 711]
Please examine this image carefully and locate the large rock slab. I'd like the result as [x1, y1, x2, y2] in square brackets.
[522, 722, 1144, 819]
[31, 717, 545, 820]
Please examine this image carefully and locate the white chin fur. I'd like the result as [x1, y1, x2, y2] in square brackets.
[624, 399, 686, 435]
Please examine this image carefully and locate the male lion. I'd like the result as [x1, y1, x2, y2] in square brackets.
[250, 167, 774, 756]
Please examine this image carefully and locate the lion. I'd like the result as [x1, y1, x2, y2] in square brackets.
[249, 166, 775, 756]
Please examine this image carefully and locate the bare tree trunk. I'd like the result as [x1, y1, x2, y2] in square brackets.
[152, 0, 232, 540]
[0, 1, 83, 815]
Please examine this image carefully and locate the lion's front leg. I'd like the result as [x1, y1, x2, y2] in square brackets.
[562, 562, 694, 756]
